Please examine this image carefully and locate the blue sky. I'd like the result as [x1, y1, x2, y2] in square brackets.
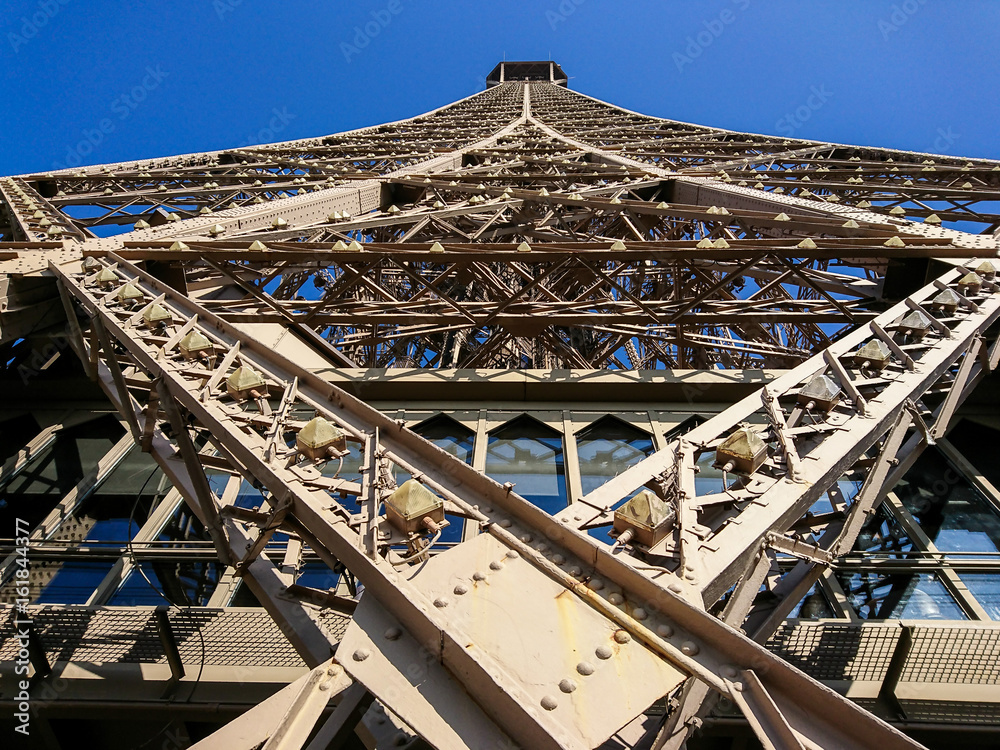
[2, 0, 998, 175]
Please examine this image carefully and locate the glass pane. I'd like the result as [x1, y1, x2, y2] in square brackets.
[788, 582, 835, 619]
[414, 415, 474, 464]
[296, 562, 341, 591]
[576, 417, 654, 496]
[959, 573, 1000, 620]
[110, 560, 221, 607]
[893, 448, 1000, 554]
[943, 419, 1000, 489]
[851, 503, 915, 556]
[34, 562, 113, 604]
[487, 416, 566, 514]
[837, 571, 967, 620]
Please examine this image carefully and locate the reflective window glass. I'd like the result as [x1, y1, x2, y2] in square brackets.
[576, 417, 654, 496]
[486, 416, 566, 514]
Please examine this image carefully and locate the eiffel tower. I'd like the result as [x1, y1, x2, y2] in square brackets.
[2, 61, 1000, 750]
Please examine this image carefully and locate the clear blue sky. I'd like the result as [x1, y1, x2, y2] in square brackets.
[2, 0, 998, 176]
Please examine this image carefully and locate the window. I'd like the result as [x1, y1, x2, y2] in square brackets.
[487, 415, 566, 514]
[837, 571, 967, 620]
[894, 448, 1000, 555]
[576, 417, 654, 496]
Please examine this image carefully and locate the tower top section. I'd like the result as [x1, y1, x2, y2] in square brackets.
[486, 61, 568, 88]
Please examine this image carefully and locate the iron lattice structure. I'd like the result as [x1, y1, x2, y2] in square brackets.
[2, 63, 1000, 749]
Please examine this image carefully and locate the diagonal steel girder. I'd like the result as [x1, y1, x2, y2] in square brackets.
[51, 248, 934, 750]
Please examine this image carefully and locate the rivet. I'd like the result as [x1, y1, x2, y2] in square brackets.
[327, 666, 342, 676]
[454, 584, 468, 595]
[482, 506, 492, 513]
[656, 624, 674, 638]
[506, 550, 519, 559]
[541, 695, 558, 711]
[558, 678, 578, 693]
[353, 648, 370, 662]
[668, 583, 683, 593]
[608, 593, 624, 605]
[681, 641, 700, 656]
[633, 607, 648, 620]
[614, 630, 631, 644]
[434, 597, 450, 608]
[473, 571, 487, 581]
[588, 579, 604, 591]
[384, 627, 402, 641]
[499, 519, 512, 528]
[576, 661, 595, 675]
[552, 554, 566, 565]
[519, 533, 533, 543]
[490, 561, 504, 571]
[319, 682, 331, 691]
[568, 566, 582, 577]
[535, 543, 548, 553]
[596, 645, 613, 660]
[685, 572, 697, 581]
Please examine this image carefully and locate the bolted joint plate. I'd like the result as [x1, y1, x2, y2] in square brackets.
[343, 533, 685, 750]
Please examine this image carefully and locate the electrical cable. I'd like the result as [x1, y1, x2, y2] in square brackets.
[125, 466, 209, 750]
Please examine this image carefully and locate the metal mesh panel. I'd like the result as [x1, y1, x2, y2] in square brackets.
[899, 701, 1000, 724]
[766, 622, 901, 682]
[0, 605, 349, 668]
[901, 626, 1000, 684]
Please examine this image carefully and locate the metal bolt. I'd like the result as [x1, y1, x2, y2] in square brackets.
[657, 624, 674, 638]
[576, 661, 595, 676]
[588, 578, 604, 591]
[552, 554, 565, 565]
[490, 561, 503, 571]
[558, 678, 578, 693]
[540, 695, 558, 711]
[434, 597, 449, 608]
[353, 648, 370, 662]
[454, 584, 468, 595]
[681, 641, 700, 656]
[613, 630, 631, 644]
[519, 533, 533, 543]
[633, 607, 648, 620]
[473, 571, 487, 581]
[506, 550, 519, 559]
[608, 593, 624, 605]
[568, 566, 582, 577]
[596, 645, 613, 660]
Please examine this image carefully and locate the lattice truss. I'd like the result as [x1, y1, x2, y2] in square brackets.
[3, 75, 1000, 750]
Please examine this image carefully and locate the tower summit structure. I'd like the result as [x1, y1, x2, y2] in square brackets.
[2, 62, 999, 750]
